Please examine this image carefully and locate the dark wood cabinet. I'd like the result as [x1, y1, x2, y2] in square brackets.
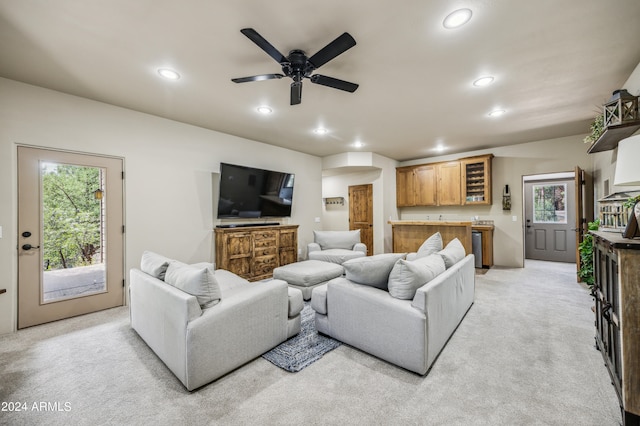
[592, 231, 640, 425]
[215, 224, 298, 281]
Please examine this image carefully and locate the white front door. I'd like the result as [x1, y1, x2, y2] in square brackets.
[17, 146, 124, 328]
[524, 178, 576, 263]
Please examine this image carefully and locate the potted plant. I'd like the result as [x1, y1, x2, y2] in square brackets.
[578, 219, 600, 288]
[583, 114, 605, 145]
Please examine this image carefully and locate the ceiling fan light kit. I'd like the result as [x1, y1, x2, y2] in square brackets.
[231, 28, 359, 105]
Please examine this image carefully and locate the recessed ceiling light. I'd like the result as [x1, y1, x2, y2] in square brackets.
[473, 76, 495, 87]
[353, 141, 364, 148]
[443, 8, 472, 29]
[157, 68, 181, 80]
[313, 127, 329, 135]
[434, 144, 447, 152]
[488, 109, 506, 117]
[256, 106, 273, 114]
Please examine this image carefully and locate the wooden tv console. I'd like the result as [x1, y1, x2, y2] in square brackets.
[215, 224, 298, 281]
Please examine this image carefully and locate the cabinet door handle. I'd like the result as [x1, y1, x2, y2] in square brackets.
[602, 302, 612, 322]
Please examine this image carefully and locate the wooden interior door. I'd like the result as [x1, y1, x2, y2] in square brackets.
[349, 184, 373, 256]
[575, 166, 594, 281]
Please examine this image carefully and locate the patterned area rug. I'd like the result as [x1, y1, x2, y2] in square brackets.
[262, 302, 341, 372]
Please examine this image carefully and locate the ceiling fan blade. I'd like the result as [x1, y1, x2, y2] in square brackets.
[240, 28, 287, 64]
[231, 74, 284, 83]
[308, 32, 356, 69]
[310, 74, 359, 92]
[290, 82, 302, 105]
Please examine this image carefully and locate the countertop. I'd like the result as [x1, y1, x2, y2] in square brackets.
[388, 220, 494, 231]
[388, 220, 472, 226]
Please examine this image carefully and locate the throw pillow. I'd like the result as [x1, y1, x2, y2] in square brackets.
[438, 238, 466, 268]
[415, 232, 443, 259]
[388, 254, 446, 299]
[140, 251, 172, 280]
[342, 253, 406, 290]
[164, 261, 221, 309]
[314, 230, 361, 250]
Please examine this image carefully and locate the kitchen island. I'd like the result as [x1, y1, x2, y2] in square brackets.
[389, 220, 473, 255]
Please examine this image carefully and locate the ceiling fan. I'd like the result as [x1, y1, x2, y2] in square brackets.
[231, 28, 359, 105]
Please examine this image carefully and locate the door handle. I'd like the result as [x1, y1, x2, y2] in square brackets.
[22, 244, 40, 251]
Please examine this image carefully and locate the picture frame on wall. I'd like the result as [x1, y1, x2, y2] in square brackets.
[622, 202, 640, 239]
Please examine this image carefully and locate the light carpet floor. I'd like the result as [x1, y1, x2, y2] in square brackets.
[0, 260, 621, 425]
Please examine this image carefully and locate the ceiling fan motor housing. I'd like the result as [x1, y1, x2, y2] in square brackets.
[283, 50, 314, 82]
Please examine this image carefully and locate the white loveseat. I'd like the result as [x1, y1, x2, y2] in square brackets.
[129, 251, 303, 391]
[311, 236, 475, 375]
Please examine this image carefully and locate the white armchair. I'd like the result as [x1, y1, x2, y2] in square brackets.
[307, 230, 367, 264]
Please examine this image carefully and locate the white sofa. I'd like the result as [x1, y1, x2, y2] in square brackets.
[307, 230, 367, 264]
[129, 252, 303, 391]
[311, 236, 475, 375]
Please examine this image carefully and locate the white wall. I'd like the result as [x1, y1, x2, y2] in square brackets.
[591, 61, 640, 200]
[0, 78, 322, 334]
[320, 153, 398, 254]
[398, 135, 592, 267]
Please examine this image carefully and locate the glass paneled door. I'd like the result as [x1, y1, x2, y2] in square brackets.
[17, 147, 124, 329]
[524, 178, 576, 263]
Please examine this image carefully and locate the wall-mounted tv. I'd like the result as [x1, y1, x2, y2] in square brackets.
[217, 163, 295, 219]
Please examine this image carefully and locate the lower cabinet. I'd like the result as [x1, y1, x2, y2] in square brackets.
[592, 231, 640, 425]
[215, 224, 298, 281]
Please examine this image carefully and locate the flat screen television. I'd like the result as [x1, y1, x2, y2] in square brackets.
[217, 163, 295, 219]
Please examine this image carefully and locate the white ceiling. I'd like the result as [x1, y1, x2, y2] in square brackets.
[1, 0, 639, 161]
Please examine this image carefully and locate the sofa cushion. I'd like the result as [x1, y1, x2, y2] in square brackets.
[164, 261, 221, 309]
[314, 230, 361, 250]
[388, 254, 446, 299]
[308, 249, 365, 265]
[140, 251, 172, 280]
[416, 232, 443, 259]
[342, 253, 406, 290]
[438, 238, 466, 268]
[273, 260, 344, 287]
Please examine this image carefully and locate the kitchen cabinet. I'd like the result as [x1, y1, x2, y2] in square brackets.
[461, 155, 493, 205]
[396, 166, 416, 207]
[436, 162, 461, 205]
[396, 154, 492, 207]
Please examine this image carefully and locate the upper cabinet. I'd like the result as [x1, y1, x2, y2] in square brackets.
[396, 164, 437, 207]
[396, 154, 493, 207]
[414, 165, 437, 206]
[461, 155, 493, 205]
[436, 162, 461, 205]
[396, 166, 416, 207]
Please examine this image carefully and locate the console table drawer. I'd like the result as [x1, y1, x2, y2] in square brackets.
[254, 246, 277, 257]
[253, 255, 278, 275]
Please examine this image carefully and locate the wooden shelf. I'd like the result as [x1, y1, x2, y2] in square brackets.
[587, 120, 640, 154]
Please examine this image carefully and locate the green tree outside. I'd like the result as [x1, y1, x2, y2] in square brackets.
[42, 164, 103, 270]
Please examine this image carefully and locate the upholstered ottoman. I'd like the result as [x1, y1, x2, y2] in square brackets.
[273, 260, 344, 300]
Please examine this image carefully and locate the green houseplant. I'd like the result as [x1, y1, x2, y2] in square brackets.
[578, 219, 600, 287]
[583, 113, 605, 145]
